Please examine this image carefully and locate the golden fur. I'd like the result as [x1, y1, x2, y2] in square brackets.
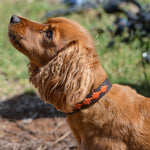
[9, 16, 150, 150]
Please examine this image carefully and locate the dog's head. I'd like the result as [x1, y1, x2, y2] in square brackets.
[9, 15, 96, 67]
[8, 15, 106, 112]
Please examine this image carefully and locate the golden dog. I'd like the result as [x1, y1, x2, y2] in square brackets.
[9, 15, 150, 150]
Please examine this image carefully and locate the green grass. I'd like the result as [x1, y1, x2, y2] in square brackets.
[0, 0, 150, 99]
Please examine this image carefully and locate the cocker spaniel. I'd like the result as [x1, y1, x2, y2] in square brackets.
[8, 15, 150, 150]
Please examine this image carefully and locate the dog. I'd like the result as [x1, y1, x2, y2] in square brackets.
[9, 15, 150, 150]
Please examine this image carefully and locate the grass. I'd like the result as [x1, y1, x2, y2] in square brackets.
[0, 0, 150, 99]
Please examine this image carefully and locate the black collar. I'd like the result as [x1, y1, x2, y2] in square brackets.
[65, 78, 112, 115]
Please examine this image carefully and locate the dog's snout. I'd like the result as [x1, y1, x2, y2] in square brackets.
[10, 15, 20, 24]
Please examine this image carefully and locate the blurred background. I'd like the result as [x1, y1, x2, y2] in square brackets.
[0, 0, 150, 149]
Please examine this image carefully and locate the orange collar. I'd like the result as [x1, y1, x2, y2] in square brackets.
[65, 78, 112, 115]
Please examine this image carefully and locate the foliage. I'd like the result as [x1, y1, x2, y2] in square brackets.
[0, 0, 150, 99]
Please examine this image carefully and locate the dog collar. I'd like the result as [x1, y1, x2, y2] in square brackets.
[65, 78, 112, 115]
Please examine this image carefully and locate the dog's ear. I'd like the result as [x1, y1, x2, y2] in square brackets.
[30, 40, 94, 112]
[59, 41, 95, 110]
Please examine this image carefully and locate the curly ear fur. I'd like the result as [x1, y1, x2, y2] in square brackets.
[28, 41, 95, 112]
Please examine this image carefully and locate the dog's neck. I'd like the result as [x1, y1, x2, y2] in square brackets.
[67, 65, 112, 136]
[65, 77, 111, 115]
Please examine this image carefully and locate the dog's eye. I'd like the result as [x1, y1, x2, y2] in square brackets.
[45, 31, 53, 39]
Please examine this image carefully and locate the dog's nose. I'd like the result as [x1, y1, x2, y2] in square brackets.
[10, 15, 20, 24]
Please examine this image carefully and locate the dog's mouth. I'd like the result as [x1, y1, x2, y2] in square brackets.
[9, 32, 21, 46]
[8, 31, 25, 51]
[8, 31, 31, 59]
[9, 32, 16, 40]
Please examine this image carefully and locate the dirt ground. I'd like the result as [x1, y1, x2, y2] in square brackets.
[0, 92, 77, 150]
